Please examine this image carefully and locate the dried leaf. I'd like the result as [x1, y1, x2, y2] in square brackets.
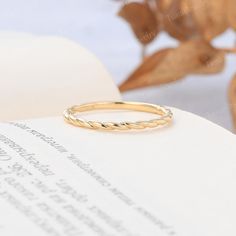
[120, 48, 172, 91]
[162, 0, 200, 41]
[229, 74, 236, 130]
[158, 0, 174, 12]
[119, 40, 225, 91]
[118, 2, 159, 45]
[227, 0, 236, 30]
[189, 0, 228, 40]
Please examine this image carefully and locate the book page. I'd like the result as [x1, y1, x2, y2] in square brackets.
[0, 109, 236, 236]
[0, 32, 121, 121]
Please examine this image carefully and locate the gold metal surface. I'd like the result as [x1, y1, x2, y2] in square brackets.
[63, 101, 173, 131]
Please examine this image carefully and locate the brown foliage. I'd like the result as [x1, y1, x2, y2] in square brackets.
[228, 0, 236, 30]
[162, 0, 200, 41]
[118, 2, 159, 44]
[120, 40, 225, 91]
[116, 0, 236, 129]
[189, 0, 228, 40]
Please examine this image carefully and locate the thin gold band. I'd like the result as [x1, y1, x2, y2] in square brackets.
[63, 101, 173, 131]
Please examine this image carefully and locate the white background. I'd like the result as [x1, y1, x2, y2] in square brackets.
[0, 0, 235, 131]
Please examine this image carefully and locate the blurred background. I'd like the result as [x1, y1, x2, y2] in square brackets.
[0, 0, 235, 131]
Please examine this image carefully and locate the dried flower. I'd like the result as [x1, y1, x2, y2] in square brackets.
[116, 0, 236, 129]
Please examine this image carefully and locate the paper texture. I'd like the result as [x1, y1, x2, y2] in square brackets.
[0, 108, 236, 236]
[0, 31, 235, 236]
[0, 32, 120, 121]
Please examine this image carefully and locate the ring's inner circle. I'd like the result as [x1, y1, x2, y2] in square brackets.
[70, 102, 167, 117]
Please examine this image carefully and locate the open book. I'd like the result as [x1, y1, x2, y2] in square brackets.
[0, 33, 236, 236]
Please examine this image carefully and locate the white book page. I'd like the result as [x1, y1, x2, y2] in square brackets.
[0, 32, 120, 121]
[0, 108, 236, 236]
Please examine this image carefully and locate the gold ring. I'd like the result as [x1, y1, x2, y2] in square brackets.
[63, 101, 173, 131]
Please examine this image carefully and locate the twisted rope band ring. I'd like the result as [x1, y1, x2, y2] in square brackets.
[63, 101, 173, 131]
